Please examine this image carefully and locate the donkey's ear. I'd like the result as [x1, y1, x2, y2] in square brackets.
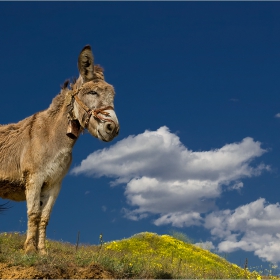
[78, 45, 94, 83]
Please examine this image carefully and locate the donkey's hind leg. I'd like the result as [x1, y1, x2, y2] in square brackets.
[37, 183, 61, 254]
[24, 176, 43, 254]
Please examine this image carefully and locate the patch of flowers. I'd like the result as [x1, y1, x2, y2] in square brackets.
[105, 232, 261, 279]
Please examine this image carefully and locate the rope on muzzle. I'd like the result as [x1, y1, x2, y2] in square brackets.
[66, 86, 117, 139]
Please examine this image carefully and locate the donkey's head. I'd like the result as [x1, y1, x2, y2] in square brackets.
[69, 45, 119, 142]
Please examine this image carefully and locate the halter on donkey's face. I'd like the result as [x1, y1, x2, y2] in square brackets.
[65, 45, 118, 140]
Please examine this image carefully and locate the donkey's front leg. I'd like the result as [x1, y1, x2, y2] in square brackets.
[37, 183, 61, 254]
[24, 176, 43, 254]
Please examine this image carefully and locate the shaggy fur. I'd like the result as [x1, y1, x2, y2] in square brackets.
[0, 45, 119, 254]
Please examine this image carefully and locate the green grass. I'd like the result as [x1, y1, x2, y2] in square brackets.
[0, 231, 274, 279]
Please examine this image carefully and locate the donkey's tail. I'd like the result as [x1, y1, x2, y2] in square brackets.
[0, 202, 12, 213]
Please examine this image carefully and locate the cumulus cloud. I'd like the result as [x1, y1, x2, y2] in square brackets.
[195, 241, 216, 251]
[72, 126, 268, 226]
[154, 211, 203, 227]
[204, 198, 280, 263]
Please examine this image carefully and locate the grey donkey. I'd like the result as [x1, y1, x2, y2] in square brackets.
[0, 45, 120, 254]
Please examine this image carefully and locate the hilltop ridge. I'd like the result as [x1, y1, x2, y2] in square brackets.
[0, 231, 261, 279]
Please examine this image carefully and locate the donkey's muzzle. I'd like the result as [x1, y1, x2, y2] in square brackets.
[105, 122, 115, 134]
[104, 121, 119, 136]
[103, 121, 119, 139]
[98, 123, 119, 142]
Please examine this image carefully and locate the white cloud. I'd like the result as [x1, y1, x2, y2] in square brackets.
[72, 126, 268, 226]
[204, 198, 280, 263]
[124, 177, 218, 223]
[275, 113, 280, 118]
[154, 211, 203, 227]
[72, 126, 267, 183]
[195, 241, 216, 251]
[227, 181, 243, 191]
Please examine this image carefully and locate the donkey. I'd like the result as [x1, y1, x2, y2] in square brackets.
[0, 45, 119, 254]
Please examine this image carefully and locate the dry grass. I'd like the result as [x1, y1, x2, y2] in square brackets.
[0, 231, 278, 279]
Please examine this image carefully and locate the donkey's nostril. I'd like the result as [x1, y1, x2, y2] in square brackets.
[105, 122, 116, 134]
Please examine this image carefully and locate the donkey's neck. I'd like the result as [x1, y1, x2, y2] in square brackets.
[45, 88, 78, 149]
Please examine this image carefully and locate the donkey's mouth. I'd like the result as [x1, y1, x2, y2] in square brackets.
[98, 130, 109, 142]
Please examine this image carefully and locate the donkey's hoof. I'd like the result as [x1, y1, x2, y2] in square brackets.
[24, 240, 37, 254]
[25, 246, 37, 255]
[38, 248, 47, 255]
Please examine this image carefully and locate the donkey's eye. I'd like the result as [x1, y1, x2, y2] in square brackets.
[89, 91, 98, 95]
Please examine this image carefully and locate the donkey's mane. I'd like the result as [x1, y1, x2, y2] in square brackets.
[47, 87, 69, 118]
[0, 65, 105, 138]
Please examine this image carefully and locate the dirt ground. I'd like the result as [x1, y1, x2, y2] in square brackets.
[0, 262, 113, 279]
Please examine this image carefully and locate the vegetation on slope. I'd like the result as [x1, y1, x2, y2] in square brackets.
[0, 231, 269, 279]
[104, 232, 261, 279]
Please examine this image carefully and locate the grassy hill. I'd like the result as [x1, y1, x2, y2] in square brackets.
[0, 231, 267, 279]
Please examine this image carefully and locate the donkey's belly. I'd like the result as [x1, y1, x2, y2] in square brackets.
[0, 179, 26, 201]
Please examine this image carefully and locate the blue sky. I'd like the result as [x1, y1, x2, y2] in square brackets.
[1, 1, 280, 271]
